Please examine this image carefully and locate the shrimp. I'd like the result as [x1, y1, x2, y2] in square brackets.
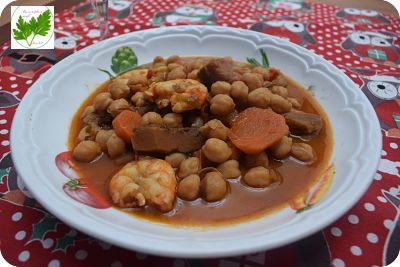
[109, 159, 177, 212]
[114, 69, 148, 84]
[145, 79, 208, 113]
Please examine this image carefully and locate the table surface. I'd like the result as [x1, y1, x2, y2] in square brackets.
[0, 0, 400, 266]
[0, 0, 398, 45]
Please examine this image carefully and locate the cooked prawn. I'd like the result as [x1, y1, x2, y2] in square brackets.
[114, 69, 148, 84]
[109, 159, 177, 212]
[145, 79, 208, 112]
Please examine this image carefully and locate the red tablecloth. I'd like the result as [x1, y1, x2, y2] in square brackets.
[0, 0, 399, 266]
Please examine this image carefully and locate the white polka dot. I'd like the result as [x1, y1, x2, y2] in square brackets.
[318, 47, 324, 51]
[1, 140, 10, 146]
[0, 110, 5, 115]
[381, 150, 387, 156]
[26, 80, 33, 85]
[134, 25, 141, 30]
[48, 259, 60, 267]
[0, 119, 7, 124]
[15, 230, 26, 240]
[109, 25, 115, 30]
[12, 212, 22, 221]
[112, 32, 119, 36]
[0, 129, 8, 134]
[111, 261, 122, 267]
[377, 196, 387, 203]
[75, 250, 87, 260]
[367, 233, 378, 243]
[18, 251, 30, 262]
[124, 29, 130, 33]
[10, 84, 18, 89]
[348, 214, 359, 224]
[332, 258, 345, 267]
[350, 246, 362, 256]
[384, 219, 394, 229]
[374, 173, 382, 180]
[12, 91, 19, 96]
[43, 238, 54, 249]
[364, 203, 375, 211]
[390, 143, 398, 149]
[9, 76, 16, 81]
[390, 187, 398, 195]
[331, 227, 342, 237]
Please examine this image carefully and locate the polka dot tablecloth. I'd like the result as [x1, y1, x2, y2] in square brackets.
[1, 0, 400, 266]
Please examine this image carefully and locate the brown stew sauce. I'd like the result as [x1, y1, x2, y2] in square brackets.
[68, 59, 333, 227]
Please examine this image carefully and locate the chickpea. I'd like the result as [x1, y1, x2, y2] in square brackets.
[107, 133, 126, 158]
[287, 97, 302, 109]
[95, 129, 114, 150]
[131, 92, 147, 107]
[241, 72, 263, 91]
[270, 136, 292, 159]
[210, 94, 235, 116]
[230, 81, 249, 102]
[178, 157, 201, 178]
[252, 66, 270, 80]
[127, 75, 147, 92]
[269, 168, 282, 183]
[107, 99, 130, 117]
[167, 63, 181, 71]
[227, 141, 242, 161]
[192, 59, 204, 70]
[191, 117, 204, 128]
[77, 126, 97, 142]
[273, 74, 288, 87]
[162, 113, 182, 128]
[108, 81, 130, 100]
[73, 141, 101, 162]
[291, 143, 315, 163]
[243, 167, 274, 188]
[187, 69, 199, 80]
[211, 81, 231, 96]
[248, 87, 271, 108]
[244, 151, 269, 168]
[93, 92, 113, 111]
[270, 94, 292, 114]
[167, 66, 186, 80]
[202, 138, 232, 163]
[217, 160, 241, 179]
[142, 112, 163, 125]
[81, 105, 95, 120]
[271, 86, 288, 98]
[165, 153, 187, 168]
[153, 56, 165, 65]
[166, 55, 180, 64]
[200, 119, 229, 141]
[201, 172, 227, 202]
[178, 174, 201, 201]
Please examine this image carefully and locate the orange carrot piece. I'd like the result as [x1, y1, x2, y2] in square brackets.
[228, 107, 288, 154]
[112, 110, 142, 143]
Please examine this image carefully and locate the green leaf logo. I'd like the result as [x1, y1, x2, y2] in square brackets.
[12, 9, 51, 47]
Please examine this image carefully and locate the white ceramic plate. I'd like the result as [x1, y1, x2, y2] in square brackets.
[11, 26, 381, 258]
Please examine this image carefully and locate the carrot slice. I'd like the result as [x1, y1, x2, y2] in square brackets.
[228, 107, 288, 154]
[112, 110, 142, 143]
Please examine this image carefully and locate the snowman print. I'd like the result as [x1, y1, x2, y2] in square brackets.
[360, 74, 400, 137]
[341, 31, 400, 66]
[153, 5, 217, 26]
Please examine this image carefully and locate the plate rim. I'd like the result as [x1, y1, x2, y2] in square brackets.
[10, 25, 382, 258]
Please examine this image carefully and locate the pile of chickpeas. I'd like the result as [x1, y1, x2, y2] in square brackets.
[73, 54, 317, 204]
